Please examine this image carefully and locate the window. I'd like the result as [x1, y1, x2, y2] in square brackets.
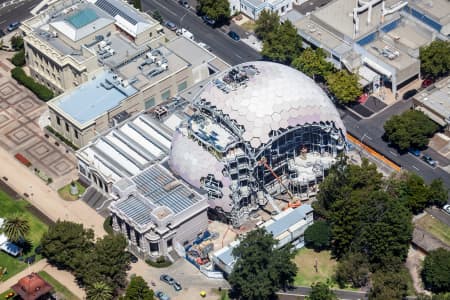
[161, 90, 171, 101]
[56, 116, 61, 126]
[167, 239, 173, 248]
[74, 130, 79, 139]
[149, 242, 159, 254]
[65, 122, 69, 132]
[177, 81, 187, 92]
[144, 97, 155, 110]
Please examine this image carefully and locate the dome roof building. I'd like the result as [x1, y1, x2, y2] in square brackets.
[169, 61, 346, 226]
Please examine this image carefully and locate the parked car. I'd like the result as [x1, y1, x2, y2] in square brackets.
[228, 30, 240, 41]
[7, 22, 20, 32]
[421, 78, 434, 88]
[128, 252, 138, 263]
[422, 154, 437, 167]
[403, 89, 418, 100]
[443, 204, 450, 215]
[178, 0, 189, 8]
[164, 21, 177, 31]
[408, 148, 421, 156]
[160, 274, 175, 286]
[173, 281, 182, 291]
[155, 291, 171, 300]
[202, 15, 215, 26]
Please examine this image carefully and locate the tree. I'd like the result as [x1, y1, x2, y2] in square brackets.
[122, 276, 154, 300]
[10, 35, 24, 50]
[307, 282, 337, 300]
[152, 10, 163, 24]
[369, 268, 410, 300]
[427, 178, 449, 208]
[228, 228, 297, 299]
[383, 110, 439, 151]
[420, 40, 450, 79]
[11, 49, 25, 67]
[132, 0, 141, 11]
[2, 214, 30, 243]
[422, 248, 450, 293]
[197, 0, 230, 23]
[334, 252, 369, 288]
[325, 70, 362, 104]
[292, 48, 334, 80]
[396, 172, 431, 214]
[40, 220, 95, 270]
[76, 234, 130, 291]
[254, 10, 280, 41]
[261, 20, 302, 65]
[86, 282, 113, 300]
[304, 221, 331, 251]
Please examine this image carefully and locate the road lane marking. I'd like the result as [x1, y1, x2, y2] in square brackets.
[412, 165, 420, 171]
[149, 1, 177, 16]
[235, 54, 243, 59]
[389, 150, 398, 156]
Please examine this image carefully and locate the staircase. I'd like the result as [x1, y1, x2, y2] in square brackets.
[82, 186, 107, 211]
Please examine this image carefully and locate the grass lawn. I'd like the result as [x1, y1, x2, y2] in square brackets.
[293, 248, 337, 287]
[241, 21, 256, 32]
[38, 271, 80, 300]
[0, 190, 48, 281]
[416, 214, 450, 246]
[0, 289, 14, 299]
[57, 181, 86, 201]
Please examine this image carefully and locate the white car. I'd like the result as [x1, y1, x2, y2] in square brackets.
[443, 204, 450, 215]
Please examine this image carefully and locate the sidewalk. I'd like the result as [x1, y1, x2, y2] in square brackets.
[0, 146, 106, 238]
[0, 259, 85, 299]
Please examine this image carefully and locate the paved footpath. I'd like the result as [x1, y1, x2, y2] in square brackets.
[0, 146, 106, 238]
[0, 259, 85, 299]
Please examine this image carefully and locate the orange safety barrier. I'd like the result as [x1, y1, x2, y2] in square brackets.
[346, 133, 401, 172]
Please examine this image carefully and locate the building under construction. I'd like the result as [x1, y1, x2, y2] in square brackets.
[169, 61, 347, 227]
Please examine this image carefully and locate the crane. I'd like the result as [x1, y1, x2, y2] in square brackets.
[258, 156, 301, 209]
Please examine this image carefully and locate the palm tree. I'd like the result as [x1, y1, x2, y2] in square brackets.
[3, 214, 30, 243]
[87, 282, 113, 300]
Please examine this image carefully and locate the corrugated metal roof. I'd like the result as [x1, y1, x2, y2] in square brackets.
[115, 194, 153, 225]
[264, 205, 313, 237]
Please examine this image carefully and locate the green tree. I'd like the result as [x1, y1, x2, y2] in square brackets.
[254, 10, 280, 41]
[383, 110, 439, 151]
[427, 178, 449, 208]
[2, 214, 30, 243]
[325, 70, 362, 104]
[86, 281, 113, 300]
[306, 282, 337, 300]
[77, 234, 130, 291]
[292, 48, 334, 80]
[10, 35, 24, 50]
[11, 49, 25, 67]
[40, 220, 95, 270]
[197, 0, 230, 23]
[228, 228, 297, 299]
[123, 276, 154, 300]
[420, 40, 450, 79]
[422, 248, 450, 293]
[369, 268, 410, 300]
[152, 10, 163, 24]
[334, 252, 369, 288]
[132, 0, 141, 11]
[304, 220, 331, 251]
[261, 20, 302, 65]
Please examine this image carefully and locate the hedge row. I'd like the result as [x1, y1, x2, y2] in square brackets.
[11, 49, 25, 67]
[11, 67, 54, 101]
[45, 126, 79, 150]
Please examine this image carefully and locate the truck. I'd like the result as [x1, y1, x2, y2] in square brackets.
[176, 28, 194, 40]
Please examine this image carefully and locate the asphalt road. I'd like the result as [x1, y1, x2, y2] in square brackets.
[426, 207, 450, 226]
[141, 0, 261, 65]
[0, 0, 41, 31]
[340, 100, 450, 199]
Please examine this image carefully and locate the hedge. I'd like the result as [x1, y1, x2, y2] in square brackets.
[11, 49, 25, 67]
[45, 126, 79, 150]
[103, 216, 115, 235]
[11, 67, 54, 101]
[145, 257, 172, 268]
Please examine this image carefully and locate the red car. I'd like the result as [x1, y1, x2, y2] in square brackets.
[421, 79, 434, 88]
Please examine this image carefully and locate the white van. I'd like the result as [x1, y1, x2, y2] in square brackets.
[176, 28, 194, 40]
